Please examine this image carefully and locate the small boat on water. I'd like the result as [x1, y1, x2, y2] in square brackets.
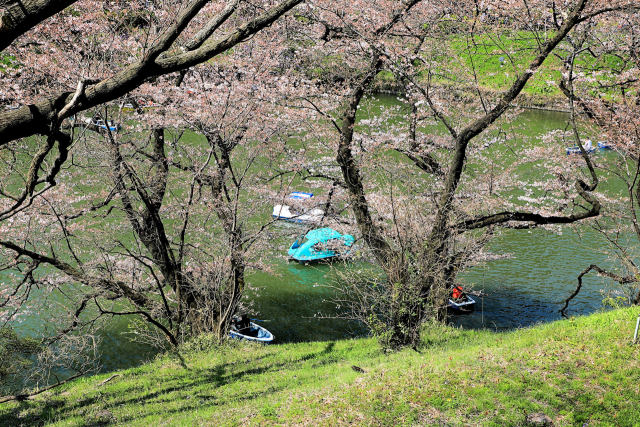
[273, 192, 324, 224]
[229, 316, 274, 343]
[447, 285, 476, 315]
[273, 205, 324, 224]
[83, 117, 121, 133]
[123, 99, 160, 110]
[597, 141, 612, 150]
[288, 227, 354, 263]
[566, 140, 596, 155]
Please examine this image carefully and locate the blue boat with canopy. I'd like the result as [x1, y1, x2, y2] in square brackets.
[288, 227, 355, 263]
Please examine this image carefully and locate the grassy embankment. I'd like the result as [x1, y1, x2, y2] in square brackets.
[1, 307, 639, 426]
[372, 31, 625, 108]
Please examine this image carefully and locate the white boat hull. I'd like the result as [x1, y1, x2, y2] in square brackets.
[229, 322, 274, 343]
[272, 204, 324, 224]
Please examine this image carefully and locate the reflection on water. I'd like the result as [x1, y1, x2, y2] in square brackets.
[7, 225, 616, 373]
[454, 228, 612, 330]
[247, 262, 366, 343]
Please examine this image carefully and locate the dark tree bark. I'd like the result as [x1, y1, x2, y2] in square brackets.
[561, 264, 639, 316]
[0, 0, 304, 143]
[0, 0, 78, 51]
[337, 55, 393, 266]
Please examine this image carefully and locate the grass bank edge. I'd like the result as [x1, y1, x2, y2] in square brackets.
[2, 307, 639, 426]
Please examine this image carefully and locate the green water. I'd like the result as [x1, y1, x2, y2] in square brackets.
[3, 95, 626, 372]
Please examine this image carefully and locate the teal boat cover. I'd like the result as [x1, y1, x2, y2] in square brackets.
[288, 227, 354, 262]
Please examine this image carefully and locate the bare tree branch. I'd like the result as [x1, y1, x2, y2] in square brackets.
[0, 372, 84, 404]
[0, 0, 304, 143]
[561, 264, 637, 316]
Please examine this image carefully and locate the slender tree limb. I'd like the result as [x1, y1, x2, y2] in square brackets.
[396, 148, 443, 176]
[374, 0, 425, 36]
[558, 78, 605, 126]
[186, 0, 241, 52]
[49, 292, 106, 341]
[141, 0, 213, 66]
[457, 202, 600, 231]
[0, 372, 84, 404]
[576, 3, 640, 24]
[95, 301, 178, 347]
[0, 239, 155, 309]
[176, 0, 241, 86]
[561, 264, 636, 316]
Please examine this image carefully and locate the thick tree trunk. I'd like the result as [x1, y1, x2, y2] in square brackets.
[0, 0, 77, 51]
[336, 56, 394, 268]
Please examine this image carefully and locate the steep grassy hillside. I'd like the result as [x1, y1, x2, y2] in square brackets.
[2, 308, 639, 426]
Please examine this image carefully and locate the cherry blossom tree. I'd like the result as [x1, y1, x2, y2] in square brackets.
[3, 0, 640, 362]
[0, 0, 309, 398]
[291, 0, 638, 348]
[1, 0, 313, 330]
[0, 0, 305, 230]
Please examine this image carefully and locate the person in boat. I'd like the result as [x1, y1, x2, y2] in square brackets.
[235, 314, 250, 330]
[233, 314, 260, 337]
[451, 285, 465, 301]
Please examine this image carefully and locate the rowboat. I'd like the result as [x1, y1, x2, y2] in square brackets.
[272, 204, 324, 224]
[447, 295, 476, 314]
[447, 285, 476, 314]
[229, 321, 274, 343]
[272, 192, 324, 224]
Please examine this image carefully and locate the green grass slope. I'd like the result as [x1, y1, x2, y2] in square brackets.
[373, 30, 628, 107]
[2, 308, 640, 426]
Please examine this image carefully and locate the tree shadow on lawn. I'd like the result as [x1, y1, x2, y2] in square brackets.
[0, 341, 337, 425]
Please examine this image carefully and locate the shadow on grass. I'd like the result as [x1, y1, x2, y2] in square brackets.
[0, 341, 338, 425]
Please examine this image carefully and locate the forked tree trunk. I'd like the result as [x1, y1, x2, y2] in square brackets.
[335, 0, 593, 349]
